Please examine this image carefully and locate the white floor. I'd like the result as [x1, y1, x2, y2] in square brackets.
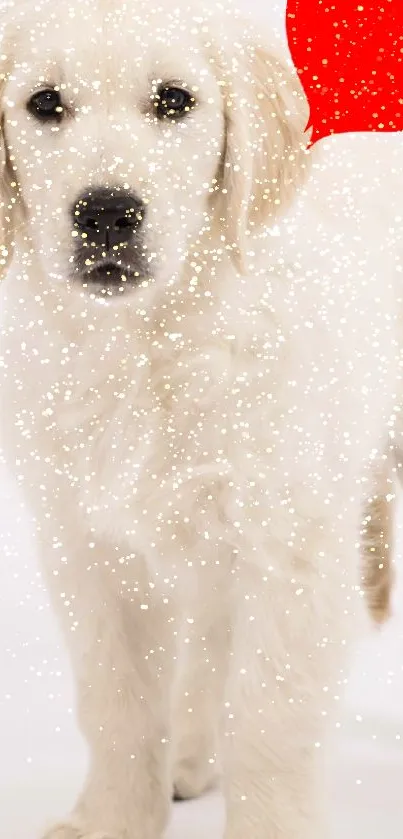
[0, 452, 403, 838]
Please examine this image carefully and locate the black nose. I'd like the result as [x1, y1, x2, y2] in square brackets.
[71, 188, 145, 249]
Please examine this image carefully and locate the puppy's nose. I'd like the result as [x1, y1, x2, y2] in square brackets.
[71, 188, 145, 249]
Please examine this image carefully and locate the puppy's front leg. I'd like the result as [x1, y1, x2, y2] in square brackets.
[223, 521, 360, 839]
[38, 524, 176, 839]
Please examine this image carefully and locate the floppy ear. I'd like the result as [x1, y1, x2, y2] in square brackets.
[0, 56, 17, 278]
[213, 33, 310, 272]
[0, 78, 9, 274]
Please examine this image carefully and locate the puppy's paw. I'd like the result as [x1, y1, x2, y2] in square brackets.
[42, 824, 114, 839]
[173, 754, 220, 800]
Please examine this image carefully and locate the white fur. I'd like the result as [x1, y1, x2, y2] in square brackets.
[0, 1, 401, 838]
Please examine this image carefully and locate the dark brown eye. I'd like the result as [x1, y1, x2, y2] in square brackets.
[155, 86, 195, 119]
[27, 88, 63, 121]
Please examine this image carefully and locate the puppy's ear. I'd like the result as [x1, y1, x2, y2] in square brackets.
[214, 34, 310, 272]
[0, 54, 17, 278]
[0, 76, 9, 273]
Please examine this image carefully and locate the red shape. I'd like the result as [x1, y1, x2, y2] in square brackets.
[286, 0, 403, 146]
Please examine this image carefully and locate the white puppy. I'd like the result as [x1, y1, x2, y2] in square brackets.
[0, 1, 401, 838]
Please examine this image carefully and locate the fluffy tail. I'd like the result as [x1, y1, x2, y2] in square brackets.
[361, 454, 396, 625]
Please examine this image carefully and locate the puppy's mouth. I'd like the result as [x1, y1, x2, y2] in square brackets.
[71, 255, 152, 299]
[80, 260, 142, 297]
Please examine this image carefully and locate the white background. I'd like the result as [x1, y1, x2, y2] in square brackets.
[1, 0, 403, 837]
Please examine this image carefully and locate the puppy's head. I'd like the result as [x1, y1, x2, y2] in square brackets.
[0, 0, 309, 301]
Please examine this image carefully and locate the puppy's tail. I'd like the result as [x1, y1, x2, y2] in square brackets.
[361, 454, 396, 625]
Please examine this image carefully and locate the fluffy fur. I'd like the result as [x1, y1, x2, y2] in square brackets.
[0, 1, 401, 838]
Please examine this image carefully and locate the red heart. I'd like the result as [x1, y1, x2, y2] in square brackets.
[286, 0, 403, 146]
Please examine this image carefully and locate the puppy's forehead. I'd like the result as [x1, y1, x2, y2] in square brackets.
[12, 0, 216, 84]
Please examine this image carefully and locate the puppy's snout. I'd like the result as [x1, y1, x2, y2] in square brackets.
[71, 188, 145, 249]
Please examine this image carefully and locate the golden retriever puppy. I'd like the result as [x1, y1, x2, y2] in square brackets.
[0, 1, 400, 837]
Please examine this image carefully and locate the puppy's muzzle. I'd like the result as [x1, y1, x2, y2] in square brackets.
[71, 187, 147, 295]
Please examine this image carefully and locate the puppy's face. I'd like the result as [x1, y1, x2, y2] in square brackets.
[1, 0, 308, 301]
[1, 0, 226, 298]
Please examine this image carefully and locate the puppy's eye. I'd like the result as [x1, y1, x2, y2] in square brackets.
[155, 86, 195, 119]
[27, 88, 64, 121]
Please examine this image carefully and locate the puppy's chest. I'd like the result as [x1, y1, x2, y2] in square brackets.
[7, 322, 284, 523]
[56, 348, 248, 484]
[3, 289, 382, 550]
[6, 330, 232, 468]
